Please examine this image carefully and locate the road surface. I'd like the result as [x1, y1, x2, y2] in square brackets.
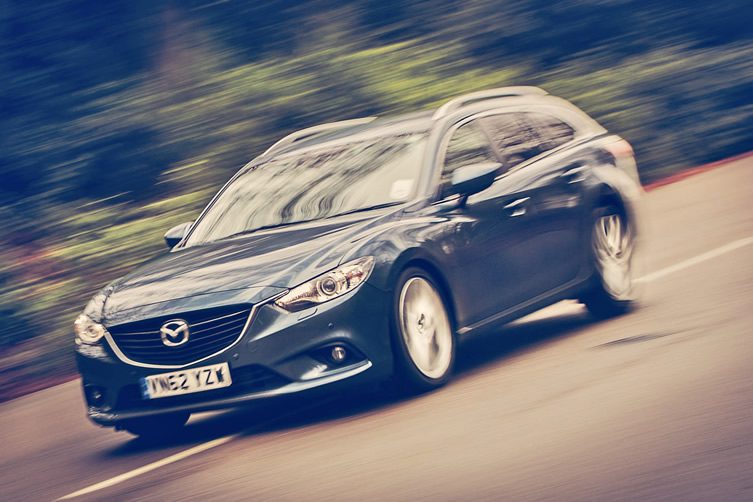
[2, 157, 753, 501]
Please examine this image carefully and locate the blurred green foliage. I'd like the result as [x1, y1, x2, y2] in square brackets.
[1, 0, 752, 390]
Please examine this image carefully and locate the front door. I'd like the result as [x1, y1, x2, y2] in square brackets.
[435, 117, 541, 326]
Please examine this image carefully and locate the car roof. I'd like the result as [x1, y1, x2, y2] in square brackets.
[269, 110, 436, 157]
[264, 87, 585, 158]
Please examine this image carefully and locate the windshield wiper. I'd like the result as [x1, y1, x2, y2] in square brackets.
[218, 203, 402, 242]
[328, 202, 404, 218]
[221, 220, 309, 241]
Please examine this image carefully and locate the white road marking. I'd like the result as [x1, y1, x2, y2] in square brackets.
[56, 236, 753, 500]
[57, 435, 237, 500]
[56, 395, 335, 501]
[636, 236, 753, 283]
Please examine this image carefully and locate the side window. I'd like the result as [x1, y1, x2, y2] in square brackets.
[520, 112, 576, 151]
[481, 113, 542, 169]
[442, 120, 497, 178]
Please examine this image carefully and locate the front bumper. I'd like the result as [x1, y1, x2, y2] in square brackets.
[77, 283, 394, 426]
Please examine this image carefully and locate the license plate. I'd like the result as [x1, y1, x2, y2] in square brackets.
[141, 362, 232, 399]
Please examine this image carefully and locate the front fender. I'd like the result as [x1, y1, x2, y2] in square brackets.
[337, 213, 465, 327]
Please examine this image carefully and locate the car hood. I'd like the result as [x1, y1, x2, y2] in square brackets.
[101, 209, 398, 324]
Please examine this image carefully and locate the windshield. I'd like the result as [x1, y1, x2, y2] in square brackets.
[184, 134, 427, 246]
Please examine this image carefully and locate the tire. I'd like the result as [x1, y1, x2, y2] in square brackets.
[580, 205, 636, 318]
[119, 411, 190, 438]
[390, 267, 456, 394]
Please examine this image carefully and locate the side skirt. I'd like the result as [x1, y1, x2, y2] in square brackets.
[456, 277, 590, 339]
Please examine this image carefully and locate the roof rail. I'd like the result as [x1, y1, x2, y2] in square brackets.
[262, 117, 378, 157]
[432, 86, 548, 119]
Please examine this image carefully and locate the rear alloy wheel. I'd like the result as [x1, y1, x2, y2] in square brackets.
[119, 411, 190, 439]
[392, 268, 455, 393]
[581, 206, 636, 318]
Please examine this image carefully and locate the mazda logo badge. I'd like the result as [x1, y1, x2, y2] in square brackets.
[160, 319, 190, 347]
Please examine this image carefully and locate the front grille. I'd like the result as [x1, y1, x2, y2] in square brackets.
[116, 365, 290, 411]
[107, 305, 252, 366]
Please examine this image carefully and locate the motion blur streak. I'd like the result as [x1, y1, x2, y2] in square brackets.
[3, 1, 753, 500]
[55, 231, 753, 500]
[3, 157, 752, 501]
[3, 1, 753, 400]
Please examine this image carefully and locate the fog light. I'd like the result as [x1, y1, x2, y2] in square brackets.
[330, 345, 347, 363]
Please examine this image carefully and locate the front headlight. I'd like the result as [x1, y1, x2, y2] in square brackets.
[275, 256, 375, 312]
[74, 314, 108, 345]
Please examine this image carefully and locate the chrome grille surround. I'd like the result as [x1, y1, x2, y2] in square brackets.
[104, 303, 259, 369]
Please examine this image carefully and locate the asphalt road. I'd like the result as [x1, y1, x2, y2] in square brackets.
[3, 157, 753, 501]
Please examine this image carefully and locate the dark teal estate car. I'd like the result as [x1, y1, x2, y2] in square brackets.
[74, 87, 643, 436]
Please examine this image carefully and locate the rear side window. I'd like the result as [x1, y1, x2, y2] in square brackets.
[481, 113, 542, 168]
[522, 112, 575, 151]
[442, 120, 497, 177]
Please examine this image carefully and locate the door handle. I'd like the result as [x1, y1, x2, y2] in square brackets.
[504, 197, 530, 217]
[560, 164, 586, 184]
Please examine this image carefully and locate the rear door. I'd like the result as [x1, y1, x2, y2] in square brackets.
[479, 110, 585, 300]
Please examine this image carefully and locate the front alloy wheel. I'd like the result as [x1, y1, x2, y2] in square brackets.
[392, 268, 455, 392]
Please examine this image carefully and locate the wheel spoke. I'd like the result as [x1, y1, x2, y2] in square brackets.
[399, 277, 453, 379]
[610, 215, 622, 253]
[593, 212, 633, 300]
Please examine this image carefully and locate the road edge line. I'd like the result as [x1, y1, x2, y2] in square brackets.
[643, 150, 753, 192]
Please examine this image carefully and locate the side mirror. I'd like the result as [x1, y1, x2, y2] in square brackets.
[164, 222, 192, 249]
[450, 162, 501, 197]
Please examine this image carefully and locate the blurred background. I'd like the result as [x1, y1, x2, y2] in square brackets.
[1, 0, 752, 400]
